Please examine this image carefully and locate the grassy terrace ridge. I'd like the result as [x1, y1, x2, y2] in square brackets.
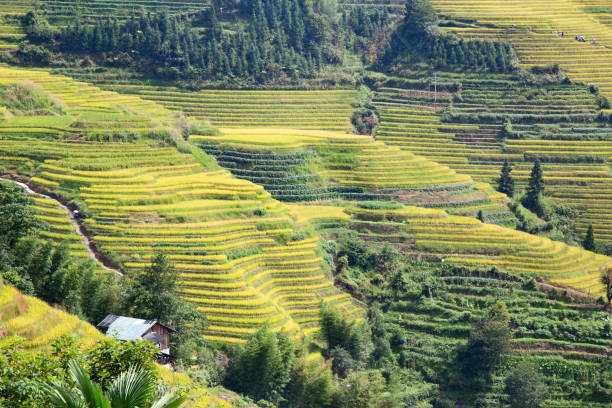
[37, 0, 210, 24]
[29, 194, 110, 275]
[0, 0, 29, 49]
[0, 283, 240, 407]
[0, 65, 178, 141]
[111, 84, 513, 220]
[0, 282, 103, 350]
[430, 0, 612, 99]
[0, 65, 362, 344]
[335, 202, 611, 298]
[371, 72, 612, 241]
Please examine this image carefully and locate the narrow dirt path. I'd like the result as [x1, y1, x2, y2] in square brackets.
[1, 177, 123, 276]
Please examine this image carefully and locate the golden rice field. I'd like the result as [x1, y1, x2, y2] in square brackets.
[431, 0, 612, 98]
[0, 283, 103, 350]
[111, 85, 512, 218]
[109, 86, 357, 131]
[346, 204, 611, 297]
[0, 66, 177, 140]
[0, 138, 361, 343]
[0, 0, 28, 49]
[0, 66, 361, 343]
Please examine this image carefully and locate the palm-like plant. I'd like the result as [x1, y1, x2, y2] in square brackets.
[41, 360, 185, 408]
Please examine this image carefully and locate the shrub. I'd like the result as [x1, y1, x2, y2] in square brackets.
[504, 362, 547, 408]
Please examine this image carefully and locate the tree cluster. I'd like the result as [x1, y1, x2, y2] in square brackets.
[379, 0, 515, 73]
[0, 182, 207, 366]
[22, 0, 349, 83]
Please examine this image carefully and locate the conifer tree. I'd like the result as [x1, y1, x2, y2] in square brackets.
[477, 210, 484, 222]
[523, 160, 545, 216]
[497, 158, 515, 198]
[583, 224, 596, 251]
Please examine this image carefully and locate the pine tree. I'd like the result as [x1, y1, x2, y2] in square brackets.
[496, 158, 515, 198]
[477, 210, 484, 222]
[583, 224, 596, 251]
[527, 159, 544, 195]
[523, 160, 545, 216]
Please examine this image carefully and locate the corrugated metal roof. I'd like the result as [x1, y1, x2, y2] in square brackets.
[105, 316, 156, 341]
[97, 314, 119, 329]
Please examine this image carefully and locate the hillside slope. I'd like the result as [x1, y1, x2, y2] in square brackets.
[431, 0, 612, 98]
[370, 72, 612, 242]
[0, 65, 361, 344]
[0, 282, 241, 407]
[114, 85, 512, 220]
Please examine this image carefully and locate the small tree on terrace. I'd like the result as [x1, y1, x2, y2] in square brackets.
[404, 0, 438, 37]
[522, 160, 545, 217]
[496, 158, 515, 198]
[601, 267, 612, 309]
[460, 301, 512, 382]
[583, 224, 596, 251]
[0, 181, 47, 248]
[504, 362, 547, 408]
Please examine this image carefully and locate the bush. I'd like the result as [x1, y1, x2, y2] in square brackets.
[16, 43, 52, 66]
[504, 362, 547, 408]
[596, 94, 610, 109]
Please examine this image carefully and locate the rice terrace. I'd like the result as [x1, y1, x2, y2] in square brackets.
[0, 0, 610, 407]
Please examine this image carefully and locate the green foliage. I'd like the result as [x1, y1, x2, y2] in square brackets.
[16, 43, 52, 66]
[23, 0, 356, 84]
[0, 82, 63, 116]
[583, 224, 596, 251]
[477, 209, 484, 222]
[522, 160, 545, 217]
[123, 252, 180, 323]
[0, 181, 47, 247]
[496, 158, 515, 198]
[284, 357, 334, 408]
[380, 0, 515, 73]
[225, 324, 295, 404]
[355, 201, 403, 210]
[404, 0, 438, 36]
[331, 370, 401, 408]
[122, 252, 208, 363]
[459, 301, 512, 382]
[0, 336, 70, 407]
[0, 335, 166, 408]
[85, 338, 158, 390]
[41, 359, 185, 408]
[504, 362, 547, 408]
[320, 302, 368, 362]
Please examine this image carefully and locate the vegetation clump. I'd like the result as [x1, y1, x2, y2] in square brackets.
[0, 82, 63, 116]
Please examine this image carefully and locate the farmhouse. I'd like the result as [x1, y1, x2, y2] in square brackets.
[97, 314, 175, 365]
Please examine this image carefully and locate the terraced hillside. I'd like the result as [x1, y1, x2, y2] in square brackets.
[372, 73, 612, 241]
[1, 139, 360, 344]
[30, 193, 111, 275]
[304, 202, 610, 297]
[331, 257, 612, 408]
[0, 0, 29, 49]
[0, 283, 103, 350]
[430, 0, 612, 98]
[0, 66, 361, 344]
[0, 66, 177, 141]
[114, 85, 512, 220]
